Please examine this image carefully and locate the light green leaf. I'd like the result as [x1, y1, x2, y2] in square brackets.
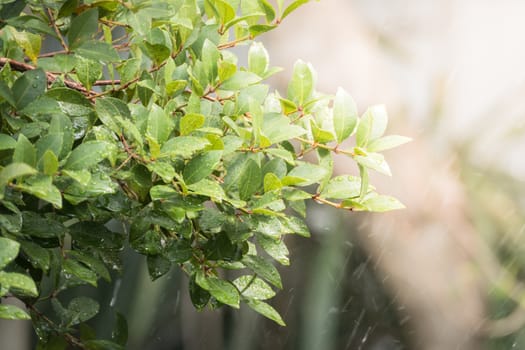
[17, 174, 62, 208]
[354, 152, 391, 176]
[245, 298, 285, 326]
[187, 178, 226, 201]
[0, 134, 16, 150]
[320, 175, 361, 200]
[367, 135, 412, 152]
[159, 136, 210, 159]
[0, 304, 30, 320]
[0, 237, 19, 269]
[287, 59, 314, 105]
[333, 87, 358, 143]
[13, 134, 36, 167]
[39, 150, 59, 176]
[62, 169, 91, 186]
[147, 104, 174, 145]
[220, 71, 261, 91]
[284, 162, 328, 186]
[362, 194, 405, 212]
[0, 163, 37, 198]
[180, 113, 205, 136]
[262, 113, 306, 144]
[68, 8, 99, 49]
[248, 42, 269, 77]
[0, 271, 38, 297]
[95, 97, 131, 133]
[281, 0, 310, 20]
[242, 254, 282, 289]
[183, 150, 222, 185]
[233, 275, 276, 300]
[263, 173, 282, 192]
[195, 271, 240, 308]
[257, 234, 289, 265]
[356, 105, 388, 147]
[147, 161, 176, 183]
[64, 141, 111, 170]
[75, 57, 102, 91]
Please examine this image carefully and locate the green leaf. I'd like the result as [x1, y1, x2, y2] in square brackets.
[159, 136, 210, 159]
[20, 241, 50, 272]
[320, 175, 361, 200]
[165, 239, 193, 263]
[11, 68, 47, 110]
[0, 271, 38, 297]
[281, 0, 310, 20]
[367, 135, 412, 152]
[283, 162, 328, 186]
[39, 150, 59, 176]
[354, 152, 391, 176]
[356, 105, 388, 147]
[248, 42, 269, 77]
[187, 178, 226, 201]
[257, 234, 289, 265]
[189, 275, 210, 310]
[83, 340, 124, 350]
[242, 254, 282, 289]
[67, 297, 100, 326]
[362, 194, 405, 212]
[180, 113, 205, 136]
[13, 134, 36, 167]
[246, 298, 285, 325]
[74, 41, 120, 62]
[62, 169, 91, 186]
[68, 8, 99, 49]
[0, 236, 19, 269]
[147, 255, 171, 281]
[281, 216, 310, 237]
[64, 141, 111, 170]
[76, 57, 102, 91]
[183, 150, 222, 185]
[333, 87, 358, 143]
[67, 250, 110, 282]
[147, 104, 174, 145]
[220, 71, 261, 91]
[9, 28, 41, 64]
[17, 175, 62, 208]
[238, 159, 261, 201]
[263, 173, 282, 192]
[112, 312, 128, 346]
[262, 113, 306, 144]
[195, 271, 240, 308]
[147, 161, 175, 183]
[35, 133, 63, 164]
[0, 81, 15, 107]
[0, 304, 30, 320]
[287, 60, 314, 105]
[0, 163, 37, 198]
[63, 259, 99, 287]
[233, 275, 276, 300]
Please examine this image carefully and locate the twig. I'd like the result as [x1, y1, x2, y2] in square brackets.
[46, 8, 69, 52]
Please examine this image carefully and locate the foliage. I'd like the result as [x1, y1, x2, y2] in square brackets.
[0, 0, 409, 348]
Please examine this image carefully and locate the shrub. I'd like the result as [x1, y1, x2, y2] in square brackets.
[0, 0, 409, 348]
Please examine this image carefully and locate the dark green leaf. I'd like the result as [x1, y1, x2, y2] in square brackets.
[67, 250, 110, 282]
[68, 8, 99, 49]
[12, 68, 46, 109]
[20, 241, 50, 272]
[63, 259, 99, 287]
[183, 150, 222, 185]
[189, 275, 210, 310]
[112, 312, 128, 346]
[238, 159, 261, 200]
[75, 41, 120, 62]
[164, 239, 193, 263]
[13, 134, 36, 167]
[68, 296, 100, 325]
[147, 255, 171, 281]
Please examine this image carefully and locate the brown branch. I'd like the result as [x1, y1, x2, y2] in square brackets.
[46, 8, 69, 52]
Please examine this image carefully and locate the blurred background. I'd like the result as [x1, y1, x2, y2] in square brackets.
[3, 0, 525, 349]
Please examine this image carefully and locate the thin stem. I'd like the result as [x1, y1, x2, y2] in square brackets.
[46, 8, 69, 52]
[218, 35, 253, 50]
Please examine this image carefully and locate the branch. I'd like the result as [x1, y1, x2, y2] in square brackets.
[0, 57, 90, 95]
